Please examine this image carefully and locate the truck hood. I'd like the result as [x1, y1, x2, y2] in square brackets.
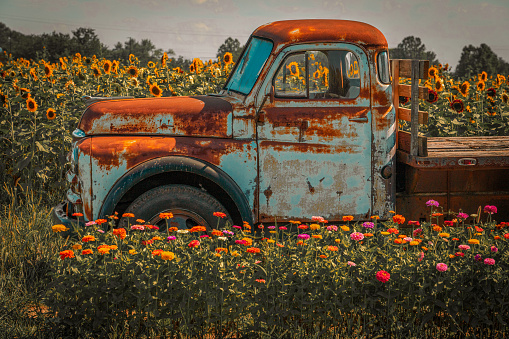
[78, 95, 233, 138]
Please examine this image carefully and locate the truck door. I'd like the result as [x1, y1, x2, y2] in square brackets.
[256, 43, 371, 222]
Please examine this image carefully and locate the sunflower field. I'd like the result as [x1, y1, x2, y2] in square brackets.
[1, 53, 508, 203]
[0, 52, 235, 201]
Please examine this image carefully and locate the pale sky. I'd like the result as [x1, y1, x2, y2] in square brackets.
[1, 0, 508, 70]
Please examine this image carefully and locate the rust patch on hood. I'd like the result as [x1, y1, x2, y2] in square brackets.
[78, 95, 233, 138]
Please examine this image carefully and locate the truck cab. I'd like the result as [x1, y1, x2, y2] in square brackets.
[53, 19, 398, 229]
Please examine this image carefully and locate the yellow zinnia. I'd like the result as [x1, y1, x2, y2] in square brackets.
[161, 251, 175, 260]
[468, 239, 480, 245]
[52, 224, 69, 233]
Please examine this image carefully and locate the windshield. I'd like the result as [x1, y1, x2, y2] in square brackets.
[224, 37, 273, 95]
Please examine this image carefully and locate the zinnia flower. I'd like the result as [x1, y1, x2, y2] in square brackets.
[350, 232, 364, 241]
[347, 261, 356, 267]
[491, 246, 498, 253]
[161, 251, 175, 260]
[484, 258, 495, 265]
[167, 236, 176, 241]
[362, 222, 374, 229]
[484, 205, 497, 214]
[255, 278, 265, 283]
[52, 224, 69, 233]
[188, 240, 200, 248]
[457, 212, 469, 219]
[418, 252, 424, 262]
[436, 263, 448, 272]
[159, 212, 173, 219]
[392, 215, 405, 224]
[82, 235, 96, 242]
[113, 228, 127, 239]
[246, 247, 261, 254]
[189, 226, 207, 233]
[59, 250, 75, 260]
[131, 225, 145, 230]
[468, 239, 480, 245]
[213, 212, 227, 218]
[376, 270, 390, 283]
[82, 249, 93, 255]
[298, 234, 310, 240]
[426, 199, 439, 207]
[310, 224, 320, 230]
[342, 215, 354, 222]
[458, 244, 470, 250]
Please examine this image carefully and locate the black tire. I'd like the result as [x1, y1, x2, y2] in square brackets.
[118, 184, 232, 231]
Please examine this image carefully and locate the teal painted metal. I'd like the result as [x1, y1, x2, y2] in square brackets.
[55, 19, 396, 227]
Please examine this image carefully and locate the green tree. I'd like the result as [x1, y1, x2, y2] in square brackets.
[454, 43, 509, 79]
[389, 36, 439, 65]
[216, 37, 244, 62]
[71, 27, 106, 58]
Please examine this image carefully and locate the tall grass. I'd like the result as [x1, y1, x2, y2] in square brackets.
[0, 186, 65, 338]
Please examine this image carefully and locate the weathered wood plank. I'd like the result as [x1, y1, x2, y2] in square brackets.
[397, 130, 428, 156]
[398, 107, 428, 125]
[398, 84, 428, 100]
[393, 59, 429, 79]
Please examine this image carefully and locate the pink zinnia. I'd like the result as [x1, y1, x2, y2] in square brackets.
[233, 225, 242, 229]
[484, 205, 497, 214]
[457, 212, 469, 219]
[188, 240, 200, 248]
[327, 225, 338, 231]
[426, 199, 439, 207]
[347, 261, 356, 267]
[491, 246, 498, 253]
[350, 232, 364, 241]
[131, 225, 145, 230]
[436, 263, 448, 272]
[235, 240, 247, 245]
[418, 251, 425, 262]
[279, 226, 287, 230]
[298, 234, 310, 240]
[404, 237, 413, 242]
[413, 228, 422, 236]
[312, 216, 325, 223]
[376, 270, 390, 283]
[458, 245, 470, 250]
[85, 221, 96, 227]
[362, 222, 374, 229]
[484, 258, 495, 265]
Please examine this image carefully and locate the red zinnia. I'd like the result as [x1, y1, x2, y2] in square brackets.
[376, 270, 390, 283]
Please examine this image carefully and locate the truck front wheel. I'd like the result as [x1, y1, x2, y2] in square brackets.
[119, 184, 232, 231]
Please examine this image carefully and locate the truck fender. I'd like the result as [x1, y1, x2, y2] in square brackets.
[99, 156, 253, 226]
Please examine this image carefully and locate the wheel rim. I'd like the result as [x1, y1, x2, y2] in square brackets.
[148, 208, 209, 231]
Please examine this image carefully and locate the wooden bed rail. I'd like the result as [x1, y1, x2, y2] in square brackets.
[390, 59, 430, 157]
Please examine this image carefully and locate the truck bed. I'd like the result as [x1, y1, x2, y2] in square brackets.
[397, 136, 509, 169]
[396, 136, 509, 223]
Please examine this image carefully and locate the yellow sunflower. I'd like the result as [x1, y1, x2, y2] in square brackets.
[428, 66, 439, 79]
[147, 61, 155, 68]
[103, 60, 112, 74]
[130, 78, 139, 87]
[223, 52, 233, 65]
[149, 83, 163, 97]
[459, 81, 470, 97]
[92, 65, 101, 77]
[479, 71, 488, 82]
[44, 64, 53, 77]
[112, 60, 119, 74]
[477, 81, 486, 91]
[435, 78, 444, 92]
[313, 69, 321, 79]
[26, 97, 37, 112]
[0, 91, 7, 107]
[161, 52, 168, 68]
[288, 62, 300, 77]
[19, 88, 30, 99]
[127, 65, 139, 78]
[502, 93, 508, 105]
[46, 108, 56, 120]
[189, 63, 196, 73]
[129, 54, 136, 64]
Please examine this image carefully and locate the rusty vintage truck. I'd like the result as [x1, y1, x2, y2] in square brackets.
[52, 19, 509, 230]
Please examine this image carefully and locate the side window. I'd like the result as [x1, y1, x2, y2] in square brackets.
[275, 50, 360, 100]
[377, 50, 390, 84]
[274, 53, 307, 98]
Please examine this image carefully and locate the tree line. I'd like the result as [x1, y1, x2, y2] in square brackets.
[1, 22, 508, 79]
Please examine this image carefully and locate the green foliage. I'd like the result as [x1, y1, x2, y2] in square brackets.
[390, 36, 439, 65]
[44, 209, 509, 337]
[455, 43, 509, 79]
[216, 37, 244, 63]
